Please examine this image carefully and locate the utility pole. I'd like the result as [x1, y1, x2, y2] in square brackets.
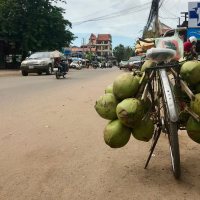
[177, 12, 188, 27]
[82, 38, 85, 58]
[153, 0, 160, 37]
[178, 17, 181, 27]
[143, 0, 161, 38]
[181, 12, 188, 22]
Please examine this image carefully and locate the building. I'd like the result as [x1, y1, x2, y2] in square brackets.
[95, 34, 112, 57]
[88, 33, 97, 46]
[63, 33, 113, 60]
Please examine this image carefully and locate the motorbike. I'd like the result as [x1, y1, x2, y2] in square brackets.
[55, 61, 68, 79]
[55, 67, 66, 79]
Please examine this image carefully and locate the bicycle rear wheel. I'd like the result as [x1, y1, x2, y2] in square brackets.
[159, 69, 180, 179]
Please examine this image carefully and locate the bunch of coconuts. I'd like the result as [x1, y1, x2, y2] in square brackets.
[179, 61, 200, 144]
[94, 66, 154, 148]
[140, 60, 200, 144]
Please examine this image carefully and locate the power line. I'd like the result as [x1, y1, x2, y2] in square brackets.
[159, 15, 178, 20]
[160, 5, 178, 18]
[159, 0, 166, 8]
[72, 2, 150, 21]
[73, 2, 151, 25]
[143, 0, 161, 37]
[73, 7, 150, 26]
[72, 2, 151, 26]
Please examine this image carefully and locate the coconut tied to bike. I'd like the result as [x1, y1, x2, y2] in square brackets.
[94, 72, 155, 148]
[178, 61, 200, 143]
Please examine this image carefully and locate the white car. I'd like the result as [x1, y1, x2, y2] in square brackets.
[127, 56, 144, 71]
[70, 61, 82, 70]
[20, 51, 55, 76]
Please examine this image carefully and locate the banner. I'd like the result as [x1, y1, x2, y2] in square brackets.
[187, 28, 200, 39]
[188, 2, 200, 27]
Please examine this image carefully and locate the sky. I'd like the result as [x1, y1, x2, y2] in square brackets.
[55, 0, 193, 48]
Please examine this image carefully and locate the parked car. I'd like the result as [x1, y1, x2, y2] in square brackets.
[20, 51, 54, 76]
[70, 60, 82, 70]
[119, 60, 129, 70]
[127, 56, 144, 71]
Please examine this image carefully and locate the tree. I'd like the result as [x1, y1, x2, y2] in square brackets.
[113, 44, 134, 62]
[0, 0, 75, 58]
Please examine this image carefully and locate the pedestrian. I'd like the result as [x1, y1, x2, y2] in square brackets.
[184, 36, 198, 60]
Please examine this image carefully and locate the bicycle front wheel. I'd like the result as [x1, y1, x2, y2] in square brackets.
[167, 121, 180, 179]
[159, 69, 180, 179]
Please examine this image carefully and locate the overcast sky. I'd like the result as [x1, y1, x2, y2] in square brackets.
[56, 0, 193, 47]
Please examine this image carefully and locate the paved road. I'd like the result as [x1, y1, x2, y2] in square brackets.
[0, 67, 200, 200]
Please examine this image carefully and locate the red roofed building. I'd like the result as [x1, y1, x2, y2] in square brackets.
[67, 33, 112, 58]
[88, 33, 97, 45]
[86, 33, 112, 57]
[96, 34, 112, 57]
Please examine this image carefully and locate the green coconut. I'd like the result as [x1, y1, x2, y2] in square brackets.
[141, 60, 155, 72]
[113, 73, 139, 100]
[95, 93, 118, 120]
[190, 93, 200, 117]
[186, 117, 200, 144]
[132, 117, 154, 142]
[104, 119, 132, 148]
[116, 98, 145, 128]
[180, 61, 200, 85]
[134, 75, 141, 83]
[105, 84, 113, 94]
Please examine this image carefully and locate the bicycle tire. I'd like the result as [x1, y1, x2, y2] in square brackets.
[167, 121, 180, 179]
[159, 69, 181, 179]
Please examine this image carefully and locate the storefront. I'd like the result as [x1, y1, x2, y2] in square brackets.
[0, 39, 21, 69]
[188, 2, 200, 52]
[0, 39, 6, 69]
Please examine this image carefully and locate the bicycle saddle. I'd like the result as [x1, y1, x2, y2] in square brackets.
[146, 48, 176, 63]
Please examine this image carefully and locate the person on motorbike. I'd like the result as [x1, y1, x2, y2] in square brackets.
[184, 36, 198, 60]
[54, 57, 67, 74]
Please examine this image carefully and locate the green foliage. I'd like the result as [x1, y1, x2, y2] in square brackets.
[0, 0, 74, 56]
[85, 52, 93, 61]
[113, 44, 134, 62]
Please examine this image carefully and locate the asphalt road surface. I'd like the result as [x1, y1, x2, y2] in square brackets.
[0, 67, 200, 200]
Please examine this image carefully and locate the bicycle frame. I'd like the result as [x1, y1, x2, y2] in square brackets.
[142, 63, 179, 122]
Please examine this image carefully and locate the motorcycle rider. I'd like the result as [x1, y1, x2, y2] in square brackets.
[184, 36, 198, 60]
[54, 57, 67, 74]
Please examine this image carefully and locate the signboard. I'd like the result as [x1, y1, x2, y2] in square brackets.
[187, 28, 200, 39]
[188, 2, 200, 27]
[62, 47, 72, 56]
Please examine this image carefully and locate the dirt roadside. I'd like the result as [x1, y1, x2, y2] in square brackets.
[0, 69, 21, 77]
[0, 68, 200, 200]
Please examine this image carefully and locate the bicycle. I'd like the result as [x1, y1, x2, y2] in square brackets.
[137, 47, 200, 179]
